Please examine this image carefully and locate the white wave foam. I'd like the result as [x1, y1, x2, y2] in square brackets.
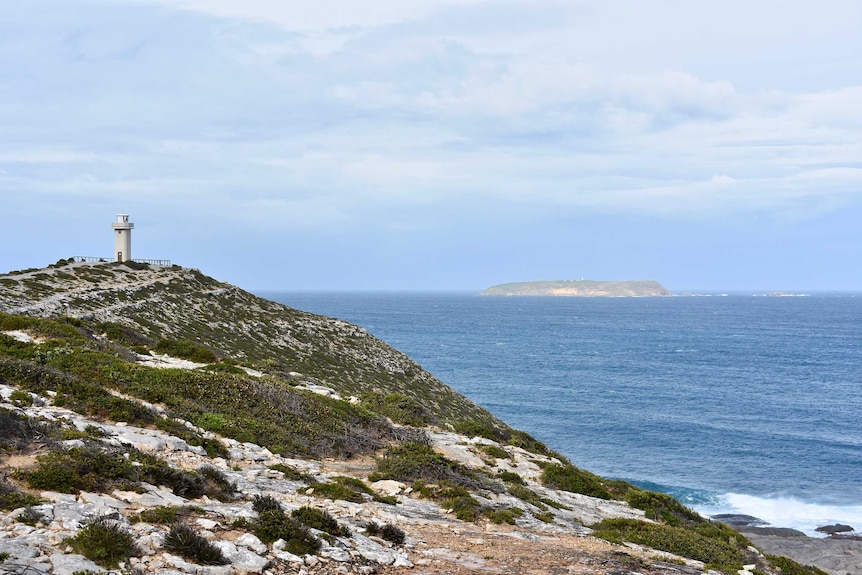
[693, 493, 862, 537]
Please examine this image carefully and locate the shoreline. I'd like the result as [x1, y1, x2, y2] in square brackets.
[710, 515, 862, 575]
[737, 526, 862, 575]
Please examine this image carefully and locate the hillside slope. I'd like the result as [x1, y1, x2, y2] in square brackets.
[0, 260, 500, 433]
[0, 260, 833, 575]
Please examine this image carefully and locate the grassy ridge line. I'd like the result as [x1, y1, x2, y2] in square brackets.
[0, 261, 504, 431]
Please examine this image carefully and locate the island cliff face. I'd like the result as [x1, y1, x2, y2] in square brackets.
[481, 280, 672, 297]
[0, 261, 829, 575]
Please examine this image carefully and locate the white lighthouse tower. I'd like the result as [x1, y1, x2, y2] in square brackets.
[111, 214, 134, 262]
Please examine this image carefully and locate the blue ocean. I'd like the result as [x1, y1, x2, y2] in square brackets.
[263, 292, 862, 535]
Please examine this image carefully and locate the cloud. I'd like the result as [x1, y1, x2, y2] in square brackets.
[3, 0, 862, 237]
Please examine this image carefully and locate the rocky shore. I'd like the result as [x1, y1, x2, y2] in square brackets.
[711, 516, 862, 575]
[0, 382, 682, 575]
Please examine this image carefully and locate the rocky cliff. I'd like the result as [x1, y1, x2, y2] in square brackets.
[0, 261, 826, 575]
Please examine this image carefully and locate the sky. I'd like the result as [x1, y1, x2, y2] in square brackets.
[1, 0, 861, 292]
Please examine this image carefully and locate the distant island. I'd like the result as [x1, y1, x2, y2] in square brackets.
[481, 279, 672, 297]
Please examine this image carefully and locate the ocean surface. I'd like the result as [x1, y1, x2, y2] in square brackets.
[262, 292, 862, 535]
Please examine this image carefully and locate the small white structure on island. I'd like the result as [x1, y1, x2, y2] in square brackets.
[111, 214, 134, 262]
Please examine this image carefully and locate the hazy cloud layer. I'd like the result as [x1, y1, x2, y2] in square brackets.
[2, 1, 861, 289]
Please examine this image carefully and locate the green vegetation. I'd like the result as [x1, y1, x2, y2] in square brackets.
[478, 443, 510, 460]
[199, 363, 246, 374]
[163, 524, 228, 565]
[0, 480, 41, 511]
[267, 463, 314, 482]
[15, 506, 44, 526]
[370, 442, 497, 492]
[253, 509, 321, 554]
[2, 260, 510, 434]
[305, 480, 365, 503]
[361, 391, 433, 426]
[364, 521, 406, 545]
[65, 517, 137, 568]
[252, 494, 284, 514]
[412, 480, 484, 521]
[248, 494, 322, 553]
[539, 463, 613, 500]
[484, 506, 524, 525]
[534, 511, 555, 523]
[765, 555, 830, 575]
[24, 445, 234, 499]
[623, 487, 700, 525]
[592, 518, 741, 570]
[8, 389, 34, 407]
[505, 483, 550, 510]
[291, 506, 351, 537]
[132, 505, 204, 524]
[0, 312, 394, 459]
[496, 470, 524, 484]
[154, 339, 217, 363]
[0, 406, 60, 453]
[196, 465, 237, 501]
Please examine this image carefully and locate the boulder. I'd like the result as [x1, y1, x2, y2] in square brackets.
[815, 523, 854, 534]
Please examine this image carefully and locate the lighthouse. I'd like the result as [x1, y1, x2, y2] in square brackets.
[111, 214, 134, 262]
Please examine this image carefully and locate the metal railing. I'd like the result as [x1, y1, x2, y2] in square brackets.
[70, 256, 172, 266]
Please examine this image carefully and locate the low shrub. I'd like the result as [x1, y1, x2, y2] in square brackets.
[8, 389, 33, 407]
[253, 509, 321, 555]
[411, 479, 486, 519]
[0, 406, 59, 451]
[591, 518, 742, 571]
[291, 506, 350, 537]
[25, 445, 226, 499]
[27, 447, 136, 493]
[484, 506, 523, 525]
[268, 463, 314, 482]
[97, 321, 153, 350]
[539, 464, 612, 500]
[163, 523, 228, 565]
[252, 494, 283, 513]
[154, 339, 217, 364]
[132, 506, 203, 524]
[0, 480, 41, 510]
[624, 488, 701, 525]
[361, 391, 433, 427]
[65, 517, 137, 568]
[364, 521, 405, 545]
[442, 494, 483, 522]
[373, 493, 399, 505]
[371, 442, 494, 492]
[199, 363, 245, 375]
[15, 506, 44, 526]
[505, 483, 546, 509]
[496, 470, 525, 485]
[766, 555, 830, 575]
[197, 465, 236, 501]
[196, 412, 228, 433]
[304, 481, 365, 503]
[133, 506, 178, 524]
[478, 444, 510, 460]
